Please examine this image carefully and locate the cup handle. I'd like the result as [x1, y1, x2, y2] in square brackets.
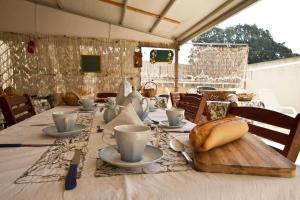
[178, 114, 184, 122]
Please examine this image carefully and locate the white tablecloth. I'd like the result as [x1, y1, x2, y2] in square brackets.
[0, 106, 299, 200]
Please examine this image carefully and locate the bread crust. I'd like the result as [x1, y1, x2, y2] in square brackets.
[189, 116, 248, 151]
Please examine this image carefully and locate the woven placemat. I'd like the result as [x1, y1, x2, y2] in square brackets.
[15, 111, 95, 184]
[95, 129, 192, 177]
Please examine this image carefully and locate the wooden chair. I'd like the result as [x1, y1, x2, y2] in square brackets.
[227, 103, 300, 162]
[170, 92, 203, 107]
[94, 92, 117, 103]
[170, 92, 181, 107]
[177, 94, 208, 124]
[204, 90, 235, 101]
[0, 94, 36, 127]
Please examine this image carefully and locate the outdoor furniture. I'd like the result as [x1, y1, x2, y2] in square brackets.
[197, 86, 216, 93]
[94, 92, 117, 103]
[227, 103, 300, 162]
[0, 106, 299, 199]
[170, 92, 181, 106]
[177, 94, 208, 124]
[203, 90, 236, 101]
[170, 92, 203, 107]
[258, 89, 297, 117]
[0, 94, 36, 127]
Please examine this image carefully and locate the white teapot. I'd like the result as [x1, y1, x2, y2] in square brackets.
[116, 77, 132, 105]
[123, 87, 149, 120]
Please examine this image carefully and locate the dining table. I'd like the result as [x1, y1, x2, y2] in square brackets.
[0, 105, 299, 200]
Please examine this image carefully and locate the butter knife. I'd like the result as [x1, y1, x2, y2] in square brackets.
[0, 143, 58, 147]
[163, 130, 190, 133]
[65, 149, 81, 190]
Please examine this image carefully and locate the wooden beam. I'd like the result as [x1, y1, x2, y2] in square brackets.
[99, 0, 180, 24]
[149, 0, 176, 33]
[177, 0, 258, 44]
[120, 0, 128, 25]
[139, 42, 177, 49]
[174, 45, 179, 92]
[24, 0, 174, 41]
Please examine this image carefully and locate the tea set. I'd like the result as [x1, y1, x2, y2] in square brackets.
[78, 98, 96, 111]
[42, 78, 186, 168]
[42, 111, 86, 137]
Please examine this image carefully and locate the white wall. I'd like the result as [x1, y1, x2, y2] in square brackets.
[0, 0, 173, 43]
[246, 57, 300, 112]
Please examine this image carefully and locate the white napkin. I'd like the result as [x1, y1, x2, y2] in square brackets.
[103, 103, 144, 134]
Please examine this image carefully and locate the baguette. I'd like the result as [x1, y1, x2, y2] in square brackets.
[189, 117, 248, 152]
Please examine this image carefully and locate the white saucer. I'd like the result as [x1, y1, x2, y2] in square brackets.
[159, 120, 187, 129]
[79, 106, 96, 111]
[149, 107, 158, 112]
[42, 124, 86, 137]
[99, 145, 163, 168]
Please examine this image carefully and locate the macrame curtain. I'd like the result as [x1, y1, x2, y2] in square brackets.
[186, 45, 249, 87]
[0, 32, 139, 96]
[141, 45, 249, 91]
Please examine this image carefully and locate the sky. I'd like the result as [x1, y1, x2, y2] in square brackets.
[143, 0, 300, 64]
[219, 0, 300, 54]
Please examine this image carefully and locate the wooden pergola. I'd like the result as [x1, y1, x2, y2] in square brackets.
[2, 0, 258, 91]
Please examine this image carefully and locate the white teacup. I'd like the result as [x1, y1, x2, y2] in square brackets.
[166, 108, 185, 126]
[79, 98, 94, 108]
[114, 125, 151, 162]
[52, 111, 78, 132]
[148, 98, 157, 112]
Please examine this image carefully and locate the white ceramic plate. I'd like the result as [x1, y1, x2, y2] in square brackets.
[42, 124, 86, 138]
[79, 106, 96, 111]
[159, 120, 187, 129]
[149, 107, 158, 112]
[99, 145, 163, 168]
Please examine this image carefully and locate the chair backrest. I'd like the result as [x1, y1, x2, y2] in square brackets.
[95, 93, 117, 103]
[177, 94, 208, 124]
[0, 94, 36, 127]
[227, 103, 300, 162]
[170, 92, 181, 107]
[204, 90, 235, 101]
[197, 86, 216, 93]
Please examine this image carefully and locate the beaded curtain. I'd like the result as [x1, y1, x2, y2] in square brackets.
[0, 32, 140, 96]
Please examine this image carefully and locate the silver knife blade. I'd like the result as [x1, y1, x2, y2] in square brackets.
[0, 143, 58, 148]
[163, 130, 190, 133]
[71, 149, 81, 165]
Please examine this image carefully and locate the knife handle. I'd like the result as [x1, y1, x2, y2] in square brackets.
[65, 164, 77, 190]
[0, 144, 22, 147]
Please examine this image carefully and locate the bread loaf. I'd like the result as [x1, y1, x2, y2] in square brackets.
[189, 117, 248, 152]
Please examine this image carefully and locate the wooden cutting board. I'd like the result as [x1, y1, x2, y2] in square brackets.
[193, 133, 296, 177]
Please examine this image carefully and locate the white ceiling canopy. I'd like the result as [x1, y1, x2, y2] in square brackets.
[24, 0, 258, 44]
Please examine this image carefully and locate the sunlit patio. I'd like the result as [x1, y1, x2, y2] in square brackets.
[0, 0, 299, 199]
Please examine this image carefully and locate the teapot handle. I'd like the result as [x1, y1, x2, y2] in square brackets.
[141, 98, 149, 113]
